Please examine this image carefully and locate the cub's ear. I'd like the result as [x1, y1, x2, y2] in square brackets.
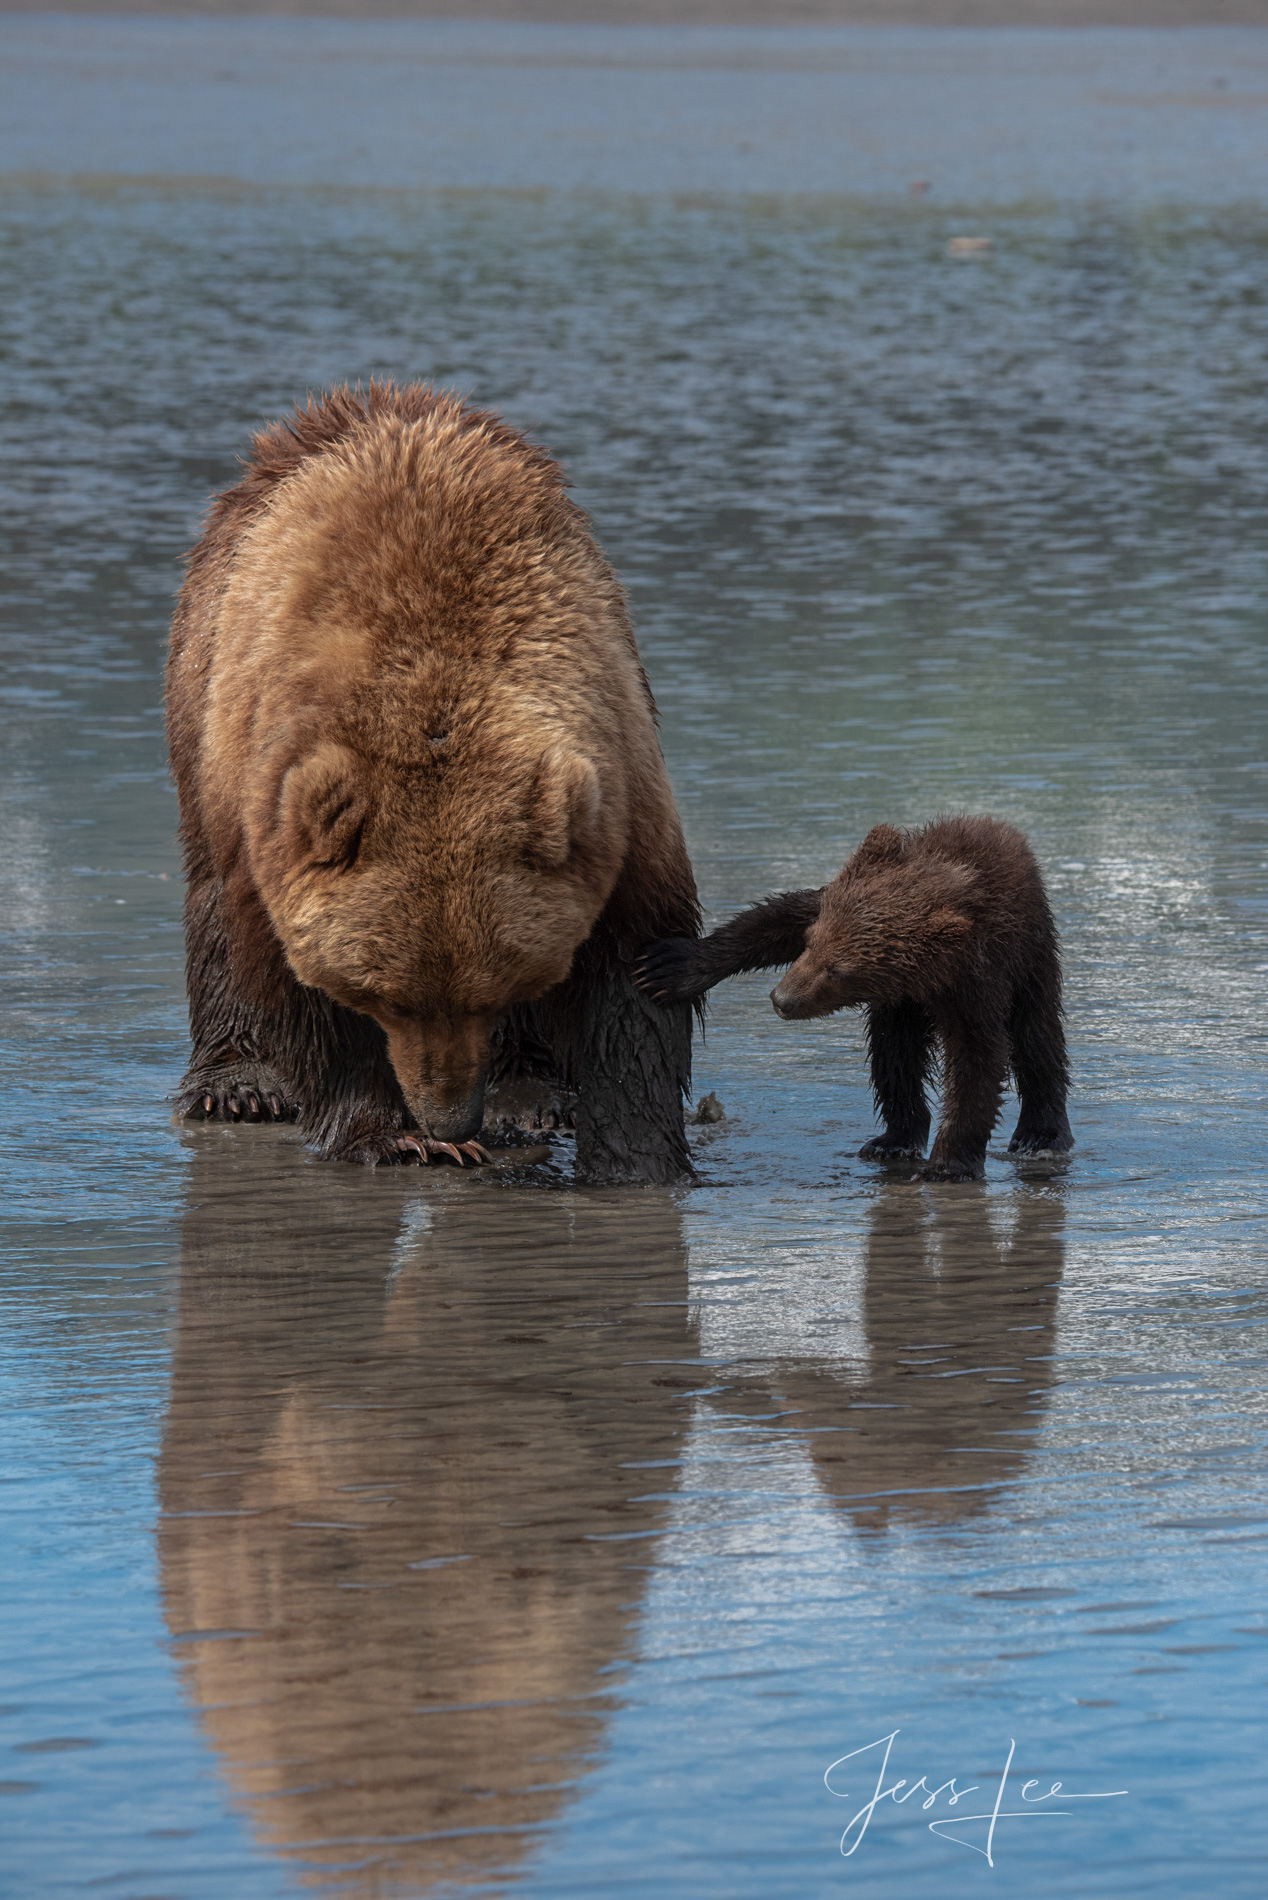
[278, 744, 368, 868]
[849, 823, 906, 873]
[526, 749, 601, 869]
[927, 905, 975, 942]
[924, 862, 979, 941]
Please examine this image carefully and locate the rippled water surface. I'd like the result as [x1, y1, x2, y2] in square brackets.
[3, 20, 1268, 1900]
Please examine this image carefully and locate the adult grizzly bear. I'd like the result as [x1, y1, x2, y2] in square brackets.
[638, 815, 1072, 1182]
[167, 383, 699, 1182]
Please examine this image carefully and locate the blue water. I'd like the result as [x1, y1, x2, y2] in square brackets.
[3, 19, 1268, 1900]
[6, 16, 1268, 201]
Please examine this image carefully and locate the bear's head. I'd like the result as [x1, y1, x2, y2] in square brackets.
[249, 733, 622, 1142]
[771, 824, 978, 1020]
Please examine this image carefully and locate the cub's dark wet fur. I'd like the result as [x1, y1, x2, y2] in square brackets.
[638, 815, 1072, 1182]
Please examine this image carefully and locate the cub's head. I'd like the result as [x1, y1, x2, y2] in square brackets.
[248, 736, 623, 1142]
[770, 825, 978, 1020]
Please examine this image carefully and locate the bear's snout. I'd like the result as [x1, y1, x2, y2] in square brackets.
[771, 974, 822, 1019]
[380, 1014, 492, 1144]
[407, 1081, 487, 1145]
[771, 957, 849, 1020]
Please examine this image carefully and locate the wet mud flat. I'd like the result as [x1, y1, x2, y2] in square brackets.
[4, 17, 1268, 1899]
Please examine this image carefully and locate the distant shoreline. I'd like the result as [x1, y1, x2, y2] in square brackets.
[6, 3, 1268, 27]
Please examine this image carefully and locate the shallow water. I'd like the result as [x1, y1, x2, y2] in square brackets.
[3, 19, 1268, 1900]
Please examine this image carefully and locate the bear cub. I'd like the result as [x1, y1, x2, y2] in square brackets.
[637, 815, 1073, 1182]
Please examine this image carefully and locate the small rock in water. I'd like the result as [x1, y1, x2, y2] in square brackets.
[694, 1091, 726, 1125]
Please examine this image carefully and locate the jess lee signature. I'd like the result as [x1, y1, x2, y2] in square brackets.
[825, 1730, 1128, 1867]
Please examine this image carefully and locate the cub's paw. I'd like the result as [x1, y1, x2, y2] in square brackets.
[634, 938, 709, 1007]
[858, 1133, 926, 1162]
[179, 1075, 299, 1124]
[1008, 1124, 1074, 1156]
[913, 1157, 986, 1183]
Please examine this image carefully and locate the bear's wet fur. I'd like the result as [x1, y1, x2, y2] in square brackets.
[167, 382, 700, 1182]
[638, 815, 1072, 1182]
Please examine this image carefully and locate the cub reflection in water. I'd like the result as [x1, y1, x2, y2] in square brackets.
[716, 1183, 1065, 1536]
[158, 1137, 694, 1897]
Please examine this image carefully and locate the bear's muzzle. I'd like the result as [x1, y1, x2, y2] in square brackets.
[408, 1083, 487, 1145]
[770, 958, 851, 1020]
[380, 1014, 493, 1144]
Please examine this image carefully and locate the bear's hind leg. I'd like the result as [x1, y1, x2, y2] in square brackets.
[1007, 967, 1074, 1156]
[569, 961, 694, 1186]
[859, 999, 935, 1161]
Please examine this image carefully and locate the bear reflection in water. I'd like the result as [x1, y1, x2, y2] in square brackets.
[160, 1139, 693, 1896]
[159, 1145, 1062, 1894]
[703, 1184, 1065, 1537]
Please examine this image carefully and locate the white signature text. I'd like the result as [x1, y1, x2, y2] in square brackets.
[824, 1730, 1127, 1866]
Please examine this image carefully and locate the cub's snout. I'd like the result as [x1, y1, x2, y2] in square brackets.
[770, 959, 847, 1020]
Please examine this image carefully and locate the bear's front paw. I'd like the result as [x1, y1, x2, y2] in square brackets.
[634, 938, 710, 1007]
[396, 1134, 492, 1168]
[178, 1072, 299, 1124]
[336, 1131, 492, 1168]
[859, 1132, 927, 1162]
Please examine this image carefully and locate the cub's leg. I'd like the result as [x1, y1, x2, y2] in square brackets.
[1006, 952, 1074, 1155]
[636, 887, 824, 1006]
[918, 1007, 1010, 1183]
[859, 999, 935, 1161]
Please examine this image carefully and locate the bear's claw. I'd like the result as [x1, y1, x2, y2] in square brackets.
[187, 1085, 297, 1124]
[394, 1136, 492, 1167]
[634, 938, 709, 1007]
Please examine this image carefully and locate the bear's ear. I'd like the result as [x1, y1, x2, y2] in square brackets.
[278, 744, 369, 869]
[526, 749, 601, 869]
[927, 905, 975, 942]
[850, 823, 905, 872]
[924, 863, 979, 942]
